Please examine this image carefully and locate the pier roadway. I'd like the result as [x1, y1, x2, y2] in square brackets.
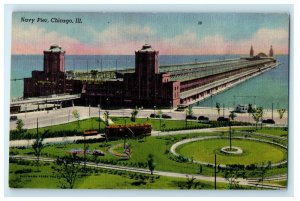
[9, 106, 288, 130]
[10, 94, 81, 107]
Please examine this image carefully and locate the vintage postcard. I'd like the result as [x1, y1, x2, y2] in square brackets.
[9, 12, 289, 190]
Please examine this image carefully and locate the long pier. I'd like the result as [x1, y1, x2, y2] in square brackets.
[10, 94, 81, 107]
[12, 54, 278, 109]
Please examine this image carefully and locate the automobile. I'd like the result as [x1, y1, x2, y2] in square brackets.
[92, 149, 105, 156]
[262, 119, 275, 124]
[162, 114, 172, 119]
[150, 113, 160, 118]
[10, 116, 18, 121]
[150, 113, 156, 118]
[186, 115, 197, 120]
[175, 104, 188, 112]
[217, 117, 229, 122]
[198, 116, 209, 122]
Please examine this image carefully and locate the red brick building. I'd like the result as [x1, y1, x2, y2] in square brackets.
[82, 44, 180, 108]
[82, 44, 277, 108]
[24, 45, 82, 98]
[24, 44, 277, 109]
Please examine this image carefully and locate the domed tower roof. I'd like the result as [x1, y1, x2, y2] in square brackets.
[256, 52, 268, 58]
[45, 44, 65, 53]
[138, 44, 156, 52]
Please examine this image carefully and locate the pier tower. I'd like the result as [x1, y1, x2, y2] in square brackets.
[250, 45, 254, 57]
[269, 45, 274, 57]
[135, 44, 159, 100]
[23, 45, 82, 98]
[43, 45, 65, 74]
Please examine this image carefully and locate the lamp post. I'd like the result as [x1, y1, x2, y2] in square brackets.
[271, 102, 274, 120]
[68, 109, 70, 122]
[159, 113, 162, 131]
[229, 122, 232, 150]
[214, 154, 217, 190]
[185, 109, 188, 129]
[25, 105, 27, 119]
[98, 104, 101, 133]
[45, 98, 48, 113]
[154, 106, 156, 117]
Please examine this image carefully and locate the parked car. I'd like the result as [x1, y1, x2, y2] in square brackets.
[217, 117, 229, 122]
[10, 116, 18, 121]
[198, 116, 209, 122]
[186, 115, 197, 120]
[262, 119, 275, 124]
[92, 149, 105, 156]
[149, 113, 160, 118]
[150, 113, 156, 118]
[162, 114, 172, 119]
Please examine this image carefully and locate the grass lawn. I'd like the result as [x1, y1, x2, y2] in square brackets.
[263, 180, 287, 187]
[10, 132, 218, 176]
[11, 117, 209, 140]
[25, 117, 209, 134]
[23, 118, 105, 135]
[177, 138, 287, 165]
[10, 131, 288, 178]
[9, 161, 230, 189]
[111, 117, 209, 131]
[234, 127, 288, 138]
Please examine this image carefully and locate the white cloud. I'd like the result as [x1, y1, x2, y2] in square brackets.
[12, 24, 289, 55]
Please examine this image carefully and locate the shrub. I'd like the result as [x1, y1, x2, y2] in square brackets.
[15, 168, 33, 174]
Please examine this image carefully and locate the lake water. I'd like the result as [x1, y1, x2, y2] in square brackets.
[10, 55, 288, 109]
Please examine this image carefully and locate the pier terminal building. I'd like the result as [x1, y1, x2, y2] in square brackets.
[23, 45, 82, 98]
[22, 44, 277, 109]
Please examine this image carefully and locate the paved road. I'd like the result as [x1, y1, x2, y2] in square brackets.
[9, 126, 286, 147]
[9, 135, 105, 147]
[10, 106, 288, 130]
[10, 155, 286, 190]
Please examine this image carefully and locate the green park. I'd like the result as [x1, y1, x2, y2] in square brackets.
[9, 107, 288, 190]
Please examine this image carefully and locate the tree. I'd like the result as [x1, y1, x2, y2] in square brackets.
[277, 108, 286, 120]
[247, 104, 255, 114]
[157, 109, 163, 117]
[103, 111, 110, 126]
[147, 154, 155, 175]
[258, 107, 264, 129]
[252, 107, 263, 130]
[16, 119, 25, 133]
[90, 70, 98, 81]
[131, 107, 139, 122]
[186, 176, 196, 189]
[257, 162, 271, 189]
[52, 155, 81, 189]
[199, 164, 203, 174]
[32, 131, 46, 167]
[224, 165, 246, 189]
[216, 103, 221, 115]
[187, 105, 194, 116]
[228, 112, 237, 150]
[72, 109, 80, 128]
[229, 111, 237, 121]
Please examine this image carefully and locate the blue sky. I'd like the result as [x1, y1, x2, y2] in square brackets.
[12, 12, 289, 55]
